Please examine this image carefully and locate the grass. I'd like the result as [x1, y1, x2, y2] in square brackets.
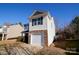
[35, 44, 66, 55]
[1, 39, 79, 55]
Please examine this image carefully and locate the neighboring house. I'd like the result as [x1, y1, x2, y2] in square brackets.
[0, 26, 7, 40]
[0, 23, 24, 40]
[22, 24, 29, 43]
[0, 27, 3, 34]
[6, 23, 24, 39]
[22, 10, 56, 47]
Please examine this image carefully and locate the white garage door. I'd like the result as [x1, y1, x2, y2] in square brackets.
[31, 33, 44, 46]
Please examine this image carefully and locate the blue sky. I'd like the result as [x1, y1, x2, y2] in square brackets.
[0, 3, 79, 28]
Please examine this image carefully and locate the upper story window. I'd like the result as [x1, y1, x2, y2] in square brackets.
[38, 17, 43, 25]
[32, 17, 43, 26]
[32, 19, 37, 26]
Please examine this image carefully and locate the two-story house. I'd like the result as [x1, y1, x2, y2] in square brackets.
[28, 10, 55, 47]
[0, 23, 24, 41]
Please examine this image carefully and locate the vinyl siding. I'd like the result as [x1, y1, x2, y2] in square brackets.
[6, 24, 24, 39]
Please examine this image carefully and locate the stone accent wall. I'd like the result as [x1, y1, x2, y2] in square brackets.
[28, 32, 31, 44]
[44, 30, 48, 47]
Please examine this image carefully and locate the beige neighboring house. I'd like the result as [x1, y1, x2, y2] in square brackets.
[0, 23, 24, 40]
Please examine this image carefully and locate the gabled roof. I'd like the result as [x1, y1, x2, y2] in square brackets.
[32, 11, 45, 16]
[29, 10, 48, 19]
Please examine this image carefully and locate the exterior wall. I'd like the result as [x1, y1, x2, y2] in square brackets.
[29, 16, 48, 31]
[47, 16, 55, 46]
[0, 26, 7, 33]
[6, 24, 24, 39]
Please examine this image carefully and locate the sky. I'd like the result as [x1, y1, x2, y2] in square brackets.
[0, 3, 79, 28]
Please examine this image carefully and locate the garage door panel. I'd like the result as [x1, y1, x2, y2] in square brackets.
[31, 33, 43, 46]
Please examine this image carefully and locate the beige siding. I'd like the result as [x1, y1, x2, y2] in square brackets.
[47, 16, 55, 46]
[6, 24, 24, 39]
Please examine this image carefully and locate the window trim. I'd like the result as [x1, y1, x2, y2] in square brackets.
[32, 17, 43, 26]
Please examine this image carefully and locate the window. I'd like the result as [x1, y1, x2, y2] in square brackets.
[38, 17, 43, 25]
[32, 17, 43, 26]
[32, 19, 37, 26]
